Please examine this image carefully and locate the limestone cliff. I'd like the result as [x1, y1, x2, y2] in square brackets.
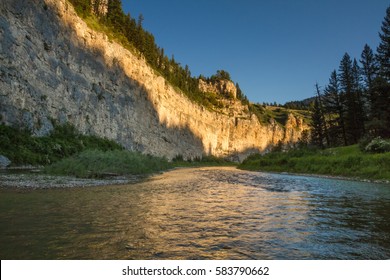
[0, 0, 309, 161]
[198, 79, 237, 99]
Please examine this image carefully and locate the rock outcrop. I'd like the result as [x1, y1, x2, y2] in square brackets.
[0, 155, 11, 168]
[198, 79, 237, 99]
[0, 0, 309, 161]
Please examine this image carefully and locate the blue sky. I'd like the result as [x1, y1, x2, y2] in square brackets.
[122, 1, 389, 104]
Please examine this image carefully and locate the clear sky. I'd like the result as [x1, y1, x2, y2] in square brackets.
[122, 0, 389, 104]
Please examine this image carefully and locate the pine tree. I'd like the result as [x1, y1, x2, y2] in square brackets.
[361, 44, 378, 91]
[360, 44, 379, 117]
[107, 0, 124, 30]
[69, 0, 91, 17]
[323, 70, 347, 146]
[339, 53, 364, 144]
[372, 6, 390, 137]
[91, 0, 106, 16]
[369, 77, 390, 137]
[377, 6, 390, 81]
[315, 83, 329, 146]
[213, 70, 231, 81]
[137, 13, 144, 27]
[352, 58, 366, 136]
[236, 83, 243, 100]
[311, 97, 325, 148]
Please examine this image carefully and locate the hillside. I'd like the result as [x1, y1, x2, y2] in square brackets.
[0, 0, 309, 161]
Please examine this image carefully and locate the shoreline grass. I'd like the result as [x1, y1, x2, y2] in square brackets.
[0, 124, 122, 166]
[43, 150, 235, 179]
[172, 155, 237, 168]
[238, 145, 390, 182]
[44, 149, 172, 178]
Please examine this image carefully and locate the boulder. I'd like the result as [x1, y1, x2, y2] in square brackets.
[0, 155, 11, 168]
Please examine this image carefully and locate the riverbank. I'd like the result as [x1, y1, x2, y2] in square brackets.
[0, 158, 236, 189]
[0, 171, 147, 189]
[3, 165, 388, 191]
[238, 145, 390, 182]
[263, 171, 390, 185]
[0, 124, 235, 185]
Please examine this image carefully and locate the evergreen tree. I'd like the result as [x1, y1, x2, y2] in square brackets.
[92, 0, 102, 16]
[236, 83, 243, 100]
[310, 97, 325, 147]
[372, 6, 390, 137]
[361, 44, 378, 91]
[377, 6, 390, 81]
[323, 70, 347, 146]
[360, 44, 378, 116]
[315, 83, 329, 146]
[338, 53, 363, 144]
[137, 13, 145, 27]
[212, 70, 231, 81]
[69, 0, 91, 16]
[352, 58, 366, 135]
[369, 77, 390, 137]
[107, 0, 124, 31]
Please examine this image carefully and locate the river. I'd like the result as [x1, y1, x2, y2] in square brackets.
[0, 167, 389, 259]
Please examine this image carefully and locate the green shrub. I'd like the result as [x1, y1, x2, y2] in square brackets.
[358, 136, 373, 152]
[364, 137, 390, 153]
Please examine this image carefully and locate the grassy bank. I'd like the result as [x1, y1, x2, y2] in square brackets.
[0, 124, 235, 178]
[0, 124, 173, 178]
[239, 145, 390, 181]
[44, 149, 172, 178]
[0, 124, 122, 166]
[44, 151, 236, 178]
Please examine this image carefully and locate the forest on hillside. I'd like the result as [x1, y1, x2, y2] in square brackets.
[67, 0, 249, 109]
[68, 0, 389, 144]
[310, 6, 390, 148]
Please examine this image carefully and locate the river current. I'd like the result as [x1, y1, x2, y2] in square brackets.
[1, 167, 389, 259]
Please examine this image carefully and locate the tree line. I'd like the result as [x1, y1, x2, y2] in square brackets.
[311, 6, 390, 147]
[67, 0, 250, 108]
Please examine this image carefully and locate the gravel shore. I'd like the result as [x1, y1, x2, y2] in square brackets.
[0, 172, 144, 189]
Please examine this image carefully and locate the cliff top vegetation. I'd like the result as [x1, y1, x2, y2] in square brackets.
[67, 0, 249, 109]
[66, 0, 308, 127]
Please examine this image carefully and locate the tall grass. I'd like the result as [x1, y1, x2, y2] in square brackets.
[0, 124, 122, 165]
[44, 150, 172, 178]
[172, 154, 236, 167]
[239, 145, 390, 181]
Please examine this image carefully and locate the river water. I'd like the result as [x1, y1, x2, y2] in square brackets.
[1, 167, 389, 259]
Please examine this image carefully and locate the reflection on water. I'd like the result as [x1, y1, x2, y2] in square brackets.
[0, 167, 390, 259]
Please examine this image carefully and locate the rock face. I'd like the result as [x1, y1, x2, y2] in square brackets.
[198, 79, 237, 99]
[0, 0, 309, 161]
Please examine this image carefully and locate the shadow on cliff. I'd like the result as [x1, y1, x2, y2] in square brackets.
[0, 0, 205, 160]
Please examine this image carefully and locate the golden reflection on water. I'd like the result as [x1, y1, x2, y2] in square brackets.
[0, 167, 389, 259]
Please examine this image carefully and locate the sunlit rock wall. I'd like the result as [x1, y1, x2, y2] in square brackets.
[0, 0, 308, 161]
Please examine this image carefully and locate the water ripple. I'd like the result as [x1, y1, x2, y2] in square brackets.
[0, 167, 390, 259]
